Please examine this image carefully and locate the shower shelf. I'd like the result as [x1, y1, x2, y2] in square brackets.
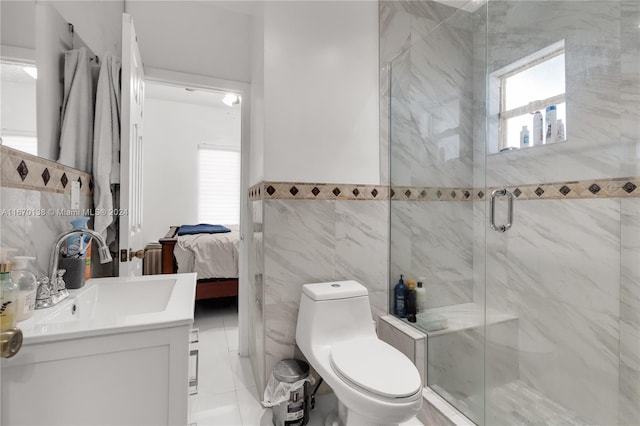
[413, 302, 517, 337]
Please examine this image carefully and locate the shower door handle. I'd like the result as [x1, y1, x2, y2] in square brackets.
[490, 188, 513, 233]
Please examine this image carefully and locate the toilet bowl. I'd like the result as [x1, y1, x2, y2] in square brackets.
[295, 280, 423, 426]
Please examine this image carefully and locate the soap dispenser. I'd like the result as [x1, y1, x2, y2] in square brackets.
[0, 263, 18, 330]
[394, 275, 407, 318]
[11, 256, 37, 322]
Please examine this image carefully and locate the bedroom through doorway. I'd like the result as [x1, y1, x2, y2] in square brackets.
[142, 77, 247, 356]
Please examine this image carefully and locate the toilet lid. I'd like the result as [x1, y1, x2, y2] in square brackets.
[330, 338, 422, 398]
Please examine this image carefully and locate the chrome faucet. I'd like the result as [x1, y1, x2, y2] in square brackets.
[36, 228, 113, 309]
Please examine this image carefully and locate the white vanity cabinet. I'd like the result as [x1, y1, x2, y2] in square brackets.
[1, 274, 197, 425]
[2, 325, 191, 425]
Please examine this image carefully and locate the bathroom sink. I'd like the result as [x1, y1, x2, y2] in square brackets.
[18, 273, 197, 344]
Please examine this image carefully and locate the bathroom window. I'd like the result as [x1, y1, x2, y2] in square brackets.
[490, 40, 567, 152]
[198, 145, 240, 225]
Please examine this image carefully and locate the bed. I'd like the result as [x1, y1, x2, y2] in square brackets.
[159, 225, 239, 301]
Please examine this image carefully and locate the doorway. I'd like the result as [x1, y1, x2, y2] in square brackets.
[142, 69, 251, 362]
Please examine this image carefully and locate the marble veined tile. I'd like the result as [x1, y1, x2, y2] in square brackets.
[514, 292, 619, 426]
[409, 201, 473, 308]
[503, 199, 621, 316]
[335, 200, 388, 318]
[263, 200, 336, 306]
[407, 27, 473, 188]
[262, 200, 336, 386]
[379, 1, 411, 64]
[620, 197, 640, 426]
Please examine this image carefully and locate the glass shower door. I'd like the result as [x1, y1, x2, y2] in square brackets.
[483, 1, 639, 425]
[388, 2, 487, 423]
[388, 1, 639, 425]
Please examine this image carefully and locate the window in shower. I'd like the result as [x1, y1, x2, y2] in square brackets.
[489, 40, 567, 153]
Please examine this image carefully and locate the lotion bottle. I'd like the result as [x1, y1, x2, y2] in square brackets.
[394, 275, 407, 318]
[532, 111, 543, 146]
[520, 126, 530, 148]
[416, 279, 427, 312]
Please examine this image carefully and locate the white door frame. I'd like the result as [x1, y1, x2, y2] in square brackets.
[144, 67, 251, 356]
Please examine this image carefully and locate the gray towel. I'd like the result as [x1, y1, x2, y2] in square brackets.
[58, 47, 94, 172]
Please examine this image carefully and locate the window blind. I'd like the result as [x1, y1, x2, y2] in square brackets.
[198, 146, 240, 225]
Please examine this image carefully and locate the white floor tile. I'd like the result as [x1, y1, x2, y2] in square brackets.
[226, 327, 239, 353]
[236, 386, 269, 425]
[190, 390, 242, 426]
[198, 327, 229, 352]
[198, 348, 236, 395]
[231, 355, 257, 391]
[223, 312, 238, 328]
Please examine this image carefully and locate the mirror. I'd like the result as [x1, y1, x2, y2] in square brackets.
[1, 1, 106, 172]
[1, 1, 36, 155]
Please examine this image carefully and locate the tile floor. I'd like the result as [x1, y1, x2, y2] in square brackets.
[189, 298, 423, 426]
[189, 298, 269, 426]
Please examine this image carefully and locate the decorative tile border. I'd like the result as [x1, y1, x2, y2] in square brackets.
[1, 146, 93, 196]
[249, 182, 388, 201]
[249, 177, 639, 202]
[497, 177, 640, 201]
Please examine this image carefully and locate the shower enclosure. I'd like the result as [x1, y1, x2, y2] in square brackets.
[386, 1, 639, 425]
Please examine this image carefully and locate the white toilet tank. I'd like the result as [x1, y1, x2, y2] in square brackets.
[296, 281, 377, 351]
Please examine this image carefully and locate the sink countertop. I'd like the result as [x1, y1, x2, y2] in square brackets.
[17, 273, 197, 344]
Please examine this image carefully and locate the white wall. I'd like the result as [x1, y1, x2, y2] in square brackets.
[50, 0, 124, 56]
[261, 1, 379, 184]
[125, 1, 251, 83]
[142, 86, 241, 245]
[0, 1, 35, 50]
[1, 80, 37, 134]
[250, 3, 265, 185]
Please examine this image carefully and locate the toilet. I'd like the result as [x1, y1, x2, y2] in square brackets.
[295, 280, 423, 426]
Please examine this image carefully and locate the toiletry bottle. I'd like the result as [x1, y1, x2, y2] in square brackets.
[11, 256, 37, 322]
[545, 105, 557, 144]
[406, 280, 417, 323]
[71, 217, 92, 279]
[520, 125, 530, 148]
[66, 217, 91, 258]
[532, 111, 543, 146]
[556, 119, 565, 141]
[394, 275, 407, 318]
[416, 279, 427, 312]
[0, 263, 18, 330]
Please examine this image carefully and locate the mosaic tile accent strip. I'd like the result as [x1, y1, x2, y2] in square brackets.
[249, 182, 389, 201]
[249, 178, 640, 201]
[497, 177, 640, 200]
[1, 146, 93, 195]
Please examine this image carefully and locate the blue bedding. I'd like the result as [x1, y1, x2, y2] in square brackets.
[177, 224, 231, 236]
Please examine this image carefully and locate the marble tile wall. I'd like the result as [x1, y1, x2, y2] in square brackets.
[478, 1, 639, 187]
[250, 197, 388, 389]
[485, 198, 627, 425]
[390, 200, 473, 309]
[475, 3, 639, 425]
[383, 0, 477, 313]
[377, 315, 426, 384]
[620, 197, 640, 425]
[248, 199, 265, 393]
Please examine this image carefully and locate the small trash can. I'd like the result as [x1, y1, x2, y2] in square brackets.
[271, 359, 310, 426]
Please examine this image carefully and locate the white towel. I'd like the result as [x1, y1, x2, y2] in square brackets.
[58, 47, 94, 172]
[92, 52, 122, 243]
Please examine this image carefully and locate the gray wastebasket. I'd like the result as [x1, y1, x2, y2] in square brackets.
[271, 359, 310, 426]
